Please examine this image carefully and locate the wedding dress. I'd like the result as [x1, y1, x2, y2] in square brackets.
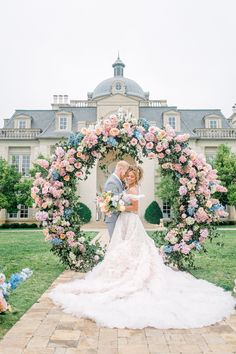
[48, 193, 236, 329]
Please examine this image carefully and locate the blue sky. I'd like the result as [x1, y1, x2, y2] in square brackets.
[0, 0, 235, 127]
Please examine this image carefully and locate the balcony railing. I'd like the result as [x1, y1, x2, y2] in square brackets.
[194, 128, 236, 139]
[140, 100, 168, 107]
[0, 128, 42, 139]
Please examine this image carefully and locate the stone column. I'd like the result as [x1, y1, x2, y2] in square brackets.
[78, 162, 97, 221]
[139, 157, 155, 219]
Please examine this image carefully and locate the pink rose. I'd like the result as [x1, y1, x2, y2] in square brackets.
[110, 128, 120, 137]
[146, 142, 154, 149]
[130, 138, 138, 146]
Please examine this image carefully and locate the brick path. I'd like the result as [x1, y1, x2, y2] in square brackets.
[0, 270, 236, 354]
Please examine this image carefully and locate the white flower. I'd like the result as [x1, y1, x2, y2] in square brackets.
[118, 200, 125, 206]
[185, 217, 195, 225]
[78, 237, 85, 243]
[69, 252, 76, 261]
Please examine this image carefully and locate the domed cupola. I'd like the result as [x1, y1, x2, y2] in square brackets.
[90, 55, 146, 100]
[112, 53, 125, 77]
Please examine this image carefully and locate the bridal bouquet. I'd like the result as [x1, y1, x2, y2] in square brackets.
[96, 191, 128, 216]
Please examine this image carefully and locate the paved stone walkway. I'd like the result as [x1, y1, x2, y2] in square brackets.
[0, 270, 236, 354]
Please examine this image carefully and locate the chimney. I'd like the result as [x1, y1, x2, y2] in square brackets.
[232, 104, 236, 114]
[53, 95, 58, 104]
[64, 95, 68, 104]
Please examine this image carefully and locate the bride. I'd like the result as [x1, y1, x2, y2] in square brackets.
[48, 165, 236, 329]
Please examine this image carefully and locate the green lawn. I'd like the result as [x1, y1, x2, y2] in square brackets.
[0, 229, 66, 339]
[0, 229, 235, 339]
[148, 229, 236, 291]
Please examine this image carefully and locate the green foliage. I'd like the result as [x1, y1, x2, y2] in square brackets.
[15, 178, 33, 208]
[0, 223, 38, 229]
[144, 201, 163, 224]
[156, 173, 180, 218]
[0, 158, 21, 213]
[212, 144, 236, 206]
[78, 202, 92, 224]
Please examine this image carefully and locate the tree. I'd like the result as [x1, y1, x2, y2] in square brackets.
[212, 145, 236, 206]
[0, 158, 21, 213]
[144, 201, 163, 224]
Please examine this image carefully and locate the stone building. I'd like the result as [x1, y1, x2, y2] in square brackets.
[0, 56, 236, 223]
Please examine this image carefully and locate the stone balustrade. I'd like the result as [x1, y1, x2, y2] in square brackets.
[140, 100, 168, 107]
[69, 100, 97, 107]
[0, 128, 42, 139]
[194, 128, 236, 139]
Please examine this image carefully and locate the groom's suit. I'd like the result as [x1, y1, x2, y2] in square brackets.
[104, 173, 125, 238]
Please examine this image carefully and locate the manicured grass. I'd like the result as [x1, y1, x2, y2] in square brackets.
[0, 230, 95, 339]
[149, 229, 236, 291]
[189, 230, 236, 291]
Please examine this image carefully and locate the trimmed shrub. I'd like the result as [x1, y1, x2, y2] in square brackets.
[78, 202, 92, 224]
[144, 201, 163, 224]
[0, 223, 39, 229]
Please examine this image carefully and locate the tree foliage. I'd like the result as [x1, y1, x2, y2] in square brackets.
[0, 158, 21, 212]
[212, 145, 236, 206]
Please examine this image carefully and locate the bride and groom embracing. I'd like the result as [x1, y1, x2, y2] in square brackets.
[49, 161, 235, 329]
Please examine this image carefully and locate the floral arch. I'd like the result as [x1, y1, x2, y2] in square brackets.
[32, 110, 227, 271]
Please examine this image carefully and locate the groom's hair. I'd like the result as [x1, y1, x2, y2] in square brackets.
[116, 161, 129, 171]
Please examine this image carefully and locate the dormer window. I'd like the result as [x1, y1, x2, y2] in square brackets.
[55, 111, 72, 131]
[163, 110, 180, 131]
[204, 114, 222, 129]
[209, 120, 217, 129]
[19, 120, 26, 129]
[14, 114, 32, 129]
[59, 116, 68, 130]
[168, 116, 176, 129]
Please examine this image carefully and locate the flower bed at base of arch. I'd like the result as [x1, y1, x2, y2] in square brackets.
[31, 111, 228, 271]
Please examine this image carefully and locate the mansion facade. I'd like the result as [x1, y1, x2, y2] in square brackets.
[0, 56, 236, 223]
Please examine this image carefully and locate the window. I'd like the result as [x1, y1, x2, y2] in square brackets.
[205, 147, 217, 163]
[10, 154, 30, 176]
[209, 120, 217, 129]
[20, 205, 28, 218]
[19, 120, 26, 129]
[8, 205, 28, 219]
[162, 201, 171, 218]
[59, 117, 68, 130]
[168, 116, 176, 129]
[8, 211, 18, 218]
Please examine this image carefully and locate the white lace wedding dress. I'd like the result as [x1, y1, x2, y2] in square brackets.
[48, 194, 236, 329]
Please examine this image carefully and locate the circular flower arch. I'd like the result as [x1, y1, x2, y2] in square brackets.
[31, 110, 227, 270]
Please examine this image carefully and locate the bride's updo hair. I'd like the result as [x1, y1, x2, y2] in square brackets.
[126, 165, 143, 184]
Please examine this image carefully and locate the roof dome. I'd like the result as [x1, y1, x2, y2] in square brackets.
[90, 55, 146, 100]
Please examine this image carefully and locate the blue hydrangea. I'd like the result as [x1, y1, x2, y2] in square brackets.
[139, 118, 150, 131]
[187, 207, 195, 216]
[163, 245, 173, 254]
[51, 170, 60, 181]
[67, 133, 84, 147]
[107, 137, 118, 147]
[9, 274, 23, 289]
[134, 130, 143, 140]
[64, 208, 73, 219]
[50, 238, 63, 245]
[211, 203, 223, 211]
[194, 241, 202, 251]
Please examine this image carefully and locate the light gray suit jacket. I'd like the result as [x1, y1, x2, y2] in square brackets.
[104, 173, 124, 237]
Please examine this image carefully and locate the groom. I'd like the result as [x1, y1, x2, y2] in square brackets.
[104, 160, 129, 238]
